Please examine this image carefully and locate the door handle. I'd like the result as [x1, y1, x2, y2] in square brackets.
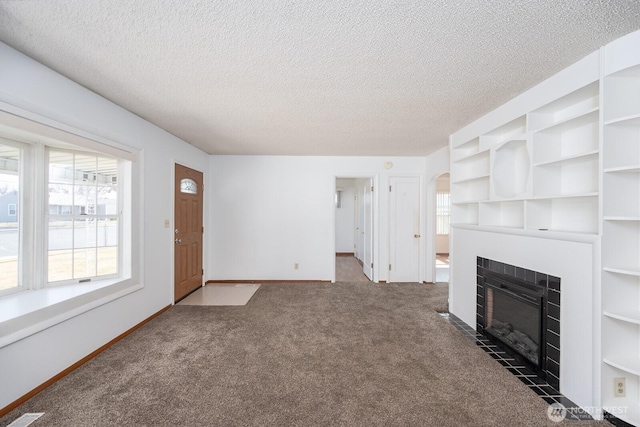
[175, 238, 182, 243]
[414, 234, 420, 238]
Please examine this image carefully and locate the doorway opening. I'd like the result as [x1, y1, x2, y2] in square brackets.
[334, 177, 374, 283]
[435, 173, 450, 283]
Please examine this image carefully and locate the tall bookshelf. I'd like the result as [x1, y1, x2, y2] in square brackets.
[600, 30, 640, 425]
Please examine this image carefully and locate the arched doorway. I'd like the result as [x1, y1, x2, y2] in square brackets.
[434, 173, 450, 282]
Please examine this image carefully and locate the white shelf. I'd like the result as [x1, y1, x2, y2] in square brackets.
[529, 81, 599, 131]
[604, 62, 640, 122]
[604, 310, 640, 325]
[604, 165, 640, 174]
[453, 198, 490, 204]
[602, 215, 640, 270]
[603, 356, 640, 376]
[451, 223, 598, 243]
[452, 136, 479, 150]
[533, 192, 599, 200]
[455, 149, 489, 163]
[603, 267, 640, 277]
[534, 107, 599, 134]
[603, 173, 640, 218]
[533, 150, 599, 198]
[451, 150, 489, 184]
[451, 173, 490, 185]
[604, 112, 640, 126]
[602, 118, 640, 170]
[527, 196, 598, 234]
[451, 203, 479, 226]
[604, 216, 640, 221]
[481, 116, 527, 146]
[534, 150, 598, 167]
[494, 133, 527, 148]
[479, 201, 524, 229]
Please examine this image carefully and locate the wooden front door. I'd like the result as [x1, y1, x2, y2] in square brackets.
[174, 164, 204, 302]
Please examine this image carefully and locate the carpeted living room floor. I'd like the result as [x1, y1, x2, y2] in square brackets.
[1, 282, 610, 426]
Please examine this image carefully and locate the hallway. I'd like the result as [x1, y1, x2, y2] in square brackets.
[335, 255, 370, 283]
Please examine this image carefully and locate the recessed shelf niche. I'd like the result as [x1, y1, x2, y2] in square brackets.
[526, 196, 598, 234]
[491, 139, 530, 199]
[479, 201, 524, 228]
[604, 64, 640, 123]
[529, 81, 599, 132]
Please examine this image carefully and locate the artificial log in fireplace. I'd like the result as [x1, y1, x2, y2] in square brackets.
[476, 258, 561, 390]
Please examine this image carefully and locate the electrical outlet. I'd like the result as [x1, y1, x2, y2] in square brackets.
[294, 263, 299, 270]
[614, 377, 626, 397]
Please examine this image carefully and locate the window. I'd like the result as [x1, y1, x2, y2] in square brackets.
[47, 150, 119, 283]
[0, 108, 140, 347]
[180, 178, 197, 194]
[0, 142, 20, 293]
[0, 110, 136, 297]
[436, 190, 450, 235]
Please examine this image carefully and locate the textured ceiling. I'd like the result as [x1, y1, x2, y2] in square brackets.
[0, 1, 639, 156]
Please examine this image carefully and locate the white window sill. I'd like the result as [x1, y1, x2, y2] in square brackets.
[0, 279, 143, 349]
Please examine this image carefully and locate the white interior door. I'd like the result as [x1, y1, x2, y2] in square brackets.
[363, 179, 373, 280]
[389, 176, 420, 282]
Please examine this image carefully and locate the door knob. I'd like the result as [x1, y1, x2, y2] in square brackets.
[175, 238, 182, 243]
[414, 234, 420, 238]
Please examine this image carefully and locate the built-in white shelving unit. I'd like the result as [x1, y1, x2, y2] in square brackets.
[450, 80, 600, 234]
[450, 29, 640, 425]
[600, 31, 640, 427]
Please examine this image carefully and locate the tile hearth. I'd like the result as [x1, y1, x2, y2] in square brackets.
[439, 312, 589, 422]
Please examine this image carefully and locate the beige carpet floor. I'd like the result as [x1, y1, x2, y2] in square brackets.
[0, 282, 610, 426]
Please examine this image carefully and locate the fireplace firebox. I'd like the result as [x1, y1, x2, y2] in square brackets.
[476, 258, 561, 390]
[484, 272, 545, 367]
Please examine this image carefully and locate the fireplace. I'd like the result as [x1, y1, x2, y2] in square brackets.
[476, 258, 561, 389]
[484, 271, 545, 367]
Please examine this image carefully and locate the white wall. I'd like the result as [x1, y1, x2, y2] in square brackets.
[0, 42, 209, 410]
[207, 156, 429, 282]
[335, 178, 355, 253]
